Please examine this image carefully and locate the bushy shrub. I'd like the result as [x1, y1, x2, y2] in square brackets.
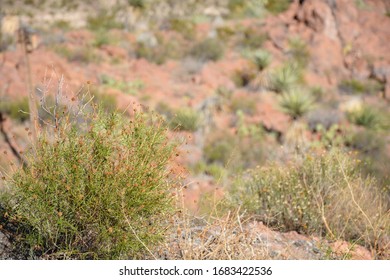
[339, 79, 384, 95]
[236, 27, 268, 50]
[288, 37, 310, 68]
[204, 129, 264, 172]
[249, 50, 272, 71]
[347, 106, 386, 130]
[170, 107, 200, 132]
[188, 38, 224, 62]
[1, 108, 176, 259]
[265, 0, 292, 14]
[0, 97, 30, 122]
[230, 149, 389, 255]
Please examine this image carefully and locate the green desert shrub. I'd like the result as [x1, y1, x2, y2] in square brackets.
[1, 107, 176, 259]
[347, 106, 387, 130]
[204, 129, 264, 172]
[170, 107, 200, 132]
[0, 97, 30, 122]
[288, 37, 310, 68]
[87, 10, 123, 31]
[236, 26, 268, 50]
[135, 35, 184, 65]
[230, 149, 389, 254]
[248, 49, 272, 70]
[279, 88, 314, 119]
[188, 38, 224, 62]
[265, 0, 292, 14]
[339, 79, 384, 95]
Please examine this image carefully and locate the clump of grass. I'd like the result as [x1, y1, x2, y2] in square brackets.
[158, 208, 275, 260]
[0, 106, 176, 259]
[265, 0, 291, 14]
[244, 49, 272, 71]
[339, 79, 384, 95]
[170, 107, 200, 132]
[99, 75, 144, 95]
[204, 129, 264, 172]
[188, 38, 224, 62]
[347, 106, 386, 130]
[128, 0, 146, 9]
[232, 66, 257, 88]
[52, 45, 101, 64]
[0, 97, 30, 122]
[168, 18, 196, 40]
[288, 37, 310, 68]
[236, 26, 268, 50]
[87, 10, 123, 31]
[135, 34, 184, 65]
[230, 95, 257, 115]
[230, 149, 389, 257]
[227, 0, 266, 18]
[279, 89, 314, 119]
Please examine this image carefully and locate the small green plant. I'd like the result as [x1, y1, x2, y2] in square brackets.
[1, 106, 176, 259]
[188, 38, 224, 62]
[170, 107, 200, 132]
[135, 34, 184, 65]
[0, 97, 30, 122]
[228, 0, 266, 18]
[339, 79, 384, 95]
[288, 37, 310, 68]
[99, 75, 144, 95]
[168, 18, 196, 40]
[232, 66, 257, 88]
[244, 49, 272, 70]
[279, 89, 314, 119]
[270, 64, 300, 93]
[236, 27, 268, 50]
[128, 0, 146, 9]
[230, 95, 257, 115]
[93, 31, 119, 48]
[87, 10, 123, 31]
[347, 106, 385, 130]
[204, 129, 264, 172]
[52, 45, 101, 64]
[265, 0, 291, 14]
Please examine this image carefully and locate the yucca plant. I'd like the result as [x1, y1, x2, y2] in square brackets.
[347, 106, 386, 130]
[279, 88, 314, 119]
[270, 64, 300, 93]
[245, 49, 272, 71]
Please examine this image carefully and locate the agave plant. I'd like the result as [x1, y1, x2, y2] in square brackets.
[279, 88, 314, 119]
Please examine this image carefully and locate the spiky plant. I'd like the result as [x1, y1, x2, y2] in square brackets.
[279, 88, 314, 119]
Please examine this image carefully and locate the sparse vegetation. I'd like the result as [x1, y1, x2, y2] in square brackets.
[339, 79, 384, 95]
[265, 0, 292, 14]
[347, 106, 386, 130]
[230, 149, 389, 256]
[0, 97, 30, 122]
[188, 38, 224, 62]
[245, 49, 272, 71]
[170, 107, 200, 132]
